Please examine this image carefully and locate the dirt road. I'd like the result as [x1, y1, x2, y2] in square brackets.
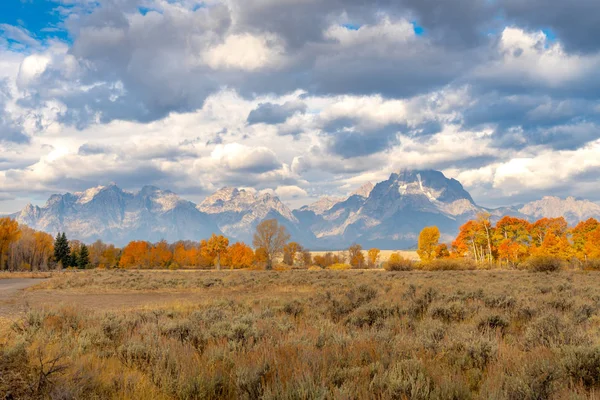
[0, 278, 47, 318]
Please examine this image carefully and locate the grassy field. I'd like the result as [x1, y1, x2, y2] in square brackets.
[2, 269, 600, 399]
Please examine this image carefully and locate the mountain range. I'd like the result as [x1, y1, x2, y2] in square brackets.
[9, 169, 600, 249]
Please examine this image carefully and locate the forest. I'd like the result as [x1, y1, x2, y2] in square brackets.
[1, 213, 600, 272]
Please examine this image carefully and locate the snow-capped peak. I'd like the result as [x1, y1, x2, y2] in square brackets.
[75, 186, 106, 204]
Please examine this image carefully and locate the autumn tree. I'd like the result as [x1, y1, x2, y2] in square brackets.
[5, 226, 53, 271]
[119, 241, 151, 268]
[0, 218, 21, 270]
[206, 234, 229, 270]
[300, 249, 312, 267]
[150, 240, 173, 268]
[530, 217, 568, 247]
[367, 248, 381, 268]
[571, 218, 599, 261]
[584, 228, 600, 260]
[283, 242, 302, 266]
[226, 242, 255, 269]
[417, 226, 441, 263]
[253, 219, 290, 270]
[348, 244, 365, 268]
[493, 216, 531, 265]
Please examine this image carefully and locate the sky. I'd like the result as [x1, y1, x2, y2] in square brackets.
[1, 0, 600, 212]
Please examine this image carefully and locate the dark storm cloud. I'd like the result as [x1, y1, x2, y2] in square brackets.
[247, 101, 307, 125]
[461, 93, 600, 150]
[499, 0, 600, 53]
[325, 124, 405, 158]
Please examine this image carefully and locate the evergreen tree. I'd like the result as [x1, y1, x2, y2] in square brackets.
[78, 244, 90, 269]
[53, 232, 71, 268]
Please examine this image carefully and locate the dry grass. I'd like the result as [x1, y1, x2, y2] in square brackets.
[0, 271, 55, 280]
[2, 269, 600, 399]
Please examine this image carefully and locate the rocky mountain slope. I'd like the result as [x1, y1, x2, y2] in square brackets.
[14, 185, 220, 246]
[518, 196, 600, 225]
[197, 187, 314, 244]
[10, 170, 600, 248]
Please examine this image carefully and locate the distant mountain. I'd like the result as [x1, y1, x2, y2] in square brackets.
[294, 170, 483, 249]
[14, 185, 220, 246]
[518, 196, 600, 225]
[10, 170, 600, 249]
[197, 187, 315, 244]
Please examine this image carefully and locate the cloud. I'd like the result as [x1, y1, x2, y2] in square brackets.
[211, 143, 281, 173]
[247, 101, 307, 125]
[275, 185, 308, 199]
[2, 0, 600, 211]
[203, 33, 284, 71]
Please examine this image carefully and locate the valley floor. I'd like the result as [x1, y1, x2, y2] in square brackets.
[2, 269, 600, 399]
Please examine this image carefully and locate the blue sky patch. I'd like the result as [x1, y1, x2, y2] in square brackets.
[342, 23, 361, 31]
[0, 0, 74, 44]
[412, 21, 425, 36]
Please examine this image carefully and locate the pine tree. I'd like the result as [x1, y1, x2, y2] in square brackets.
[53, 232, 71, 268]
[78, 244, 90, 269]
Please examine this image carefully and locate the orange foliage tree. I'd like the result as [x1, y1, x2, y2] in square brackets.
[119, 241, 151, 268]
[225, 242, 255, 269]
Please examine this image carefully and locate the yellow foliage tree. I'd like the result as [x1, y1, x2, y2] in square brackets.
[417, 226, 440, 263]
[206, 234, 229, 270]
[0, 217, 21, 270]
[367, 248, 381, 268]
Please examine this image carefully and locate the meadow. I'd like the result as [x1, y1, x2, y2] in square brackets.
[2, 268, 600, 399]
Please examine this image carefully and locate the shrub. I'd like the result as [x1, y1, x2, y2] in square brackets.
[477, 314, 509, 335]
[525, 313, 584, 348]
[501, 359, 558, 400]
[562, 346, 600, 389]
[430, 301, 468, 323]
[422, 258, 476, 271]
[521, 255, 564, 272]
[583, 259, 600, 270]
[383, 254, 414, 271]
[327, 263, 352, 270]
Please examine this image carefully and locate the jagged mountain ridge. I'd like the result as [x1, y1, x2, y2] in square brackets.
[197, 187, 314, 244]
[11, 170, 600, 248]
[14, 184, 221, 246]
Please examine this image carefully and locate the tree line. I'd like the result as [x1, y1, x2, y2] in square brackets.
[4, 213, 600, 271]
[417, 213, 600, 267]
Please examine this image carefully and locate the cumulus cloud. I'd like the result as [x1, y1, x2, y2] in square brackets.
[1, 0, 600, 211]
[211, 143, 281, 173]
[275, 185, 308, 199]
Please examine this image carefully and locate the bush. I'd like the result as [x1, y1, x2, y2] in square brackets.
[583, 259, 600, 270]
[521, 255, 564, 272]
[383, 254, 414, 271]
[327, 263, 352, 270]
[422, 258, 476, 271]
[562, 346, 600, 389]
